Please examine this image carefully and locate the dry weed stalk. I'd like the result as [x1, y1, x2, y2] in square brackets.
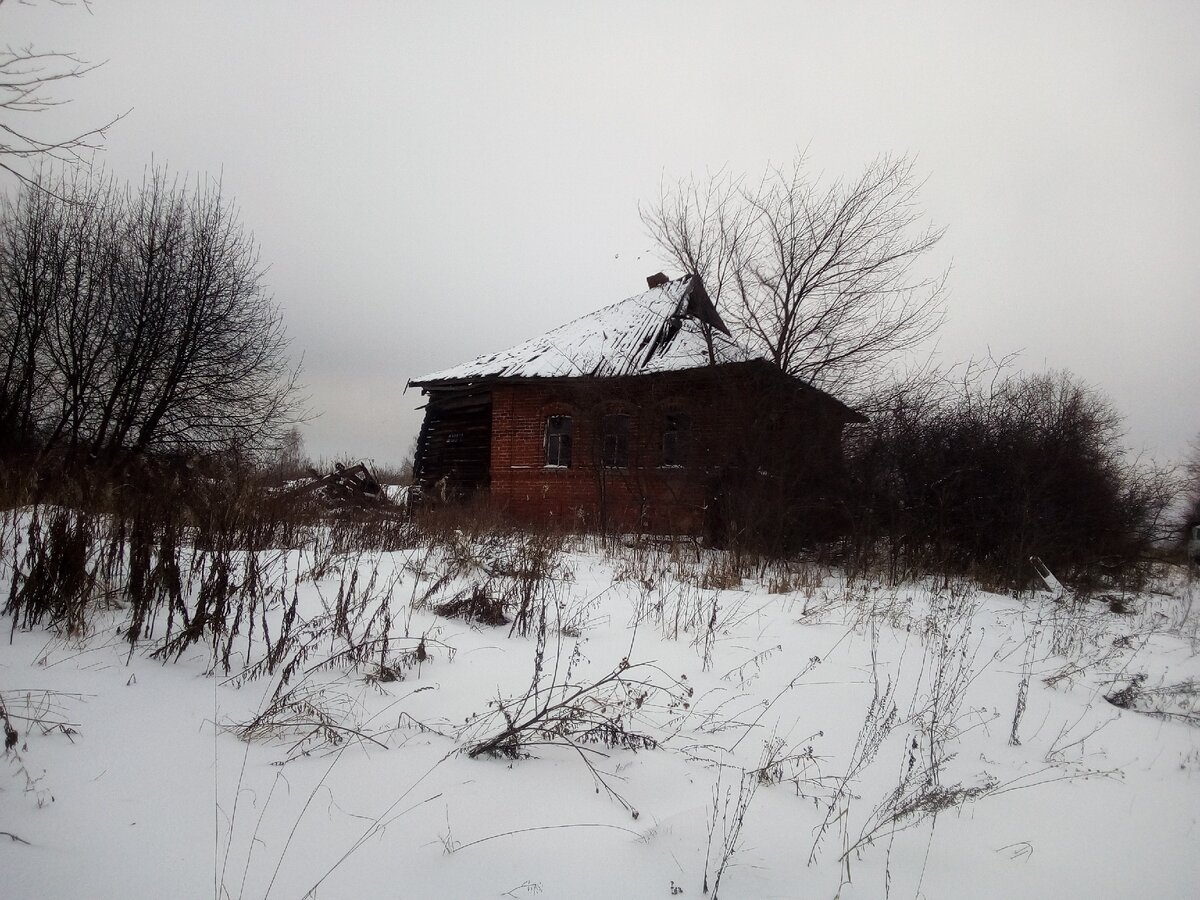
[1, 688, 83, 810]
[1106, 675, 1200, 726]
[465, 654, 690, 760]
[227, 681, 389, 758]
[702, 765, 758, 899]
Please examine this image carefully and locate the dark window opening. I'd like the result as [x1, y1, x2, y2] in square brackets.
[545, 415, 572, 467]
[662, 413, 690, 467]
[601, 414, 631, 468]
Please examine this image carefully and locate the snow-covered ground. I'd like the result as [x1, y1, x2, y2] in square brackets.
[3, 528, 1199, 899]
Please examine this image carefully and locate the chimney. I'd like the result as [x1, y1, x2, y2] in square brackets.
[646, 272, 670, 289]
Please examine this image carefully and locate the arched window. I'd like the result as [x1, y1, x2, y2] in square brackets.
[601, 413, 631, 468]
[545, 415, 572, 467]
[661, 412, 690, 467]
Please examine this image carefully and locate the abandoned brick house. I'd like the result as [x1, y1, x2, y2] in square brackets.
[408, 274, 865, 544]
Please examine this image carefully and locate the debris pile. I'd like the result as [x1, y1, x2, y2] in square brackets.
[289, 461, 389, 509]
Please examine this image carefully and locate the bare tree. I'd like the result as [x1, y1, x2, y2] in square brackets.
[0, 166, 303, 460]
[0, 0, 123, 183]
[641, 153, 947, 395]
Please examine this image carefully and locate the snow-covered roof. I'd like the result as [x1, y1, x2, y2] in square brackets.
[410, 275, 765, 386]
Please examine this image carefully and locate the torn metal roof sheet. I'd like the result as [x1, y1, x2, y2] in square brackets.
[410, 275, 765, 386]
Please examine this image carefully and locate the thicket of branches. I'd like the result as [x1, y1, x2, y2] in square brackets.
[0, 167, 300, 463]
[841, 366, 1177, 588]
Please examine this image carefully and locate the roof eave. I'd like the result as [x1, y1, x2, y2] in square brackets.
[409, 358, 769, 391]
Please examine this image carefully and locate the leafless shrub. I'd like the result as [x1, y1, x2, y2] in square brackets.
[1155, 575, 1199, 653]
[1046, 595, 1113, 660]
[843, 365, 1178, 589]
[465, 654, 689, 761]
[1009, 617, 1041, 746]
[227, 551, 427, 696]
[362, 637, 443, 686]
[1106, 675, 1200, 726]
[857, 582, 914, 632]
[433, 584, 510, 626]
[843, 776, 998, 867]
[500, 880, 545, 898]
[750, 730, 826, 796]
[764, 559, 825, 597]
[463, 600, 691, 784]
[608, 537, 674, 590]
[863, 586, 993, 863]
[318, 504, 417, 554]
[719, 645, 782, 691]
[0, 453, 440, 701]
[227, 682, 389, 759]
[1040, 604, 1146, 690]
[1, 451, 345, 681]
[628, 573, 751, 672]
[417, 529, 571, 638]
[413, 497, 535, 548]
[904, 583, 991, 772]
[699, 551, 746, 591]
[692, 731, 827, 898]
[554, 591, 607, 639]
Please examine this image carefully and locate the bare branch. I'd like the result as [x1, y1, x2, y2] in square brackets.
[0, 1, 125, 173]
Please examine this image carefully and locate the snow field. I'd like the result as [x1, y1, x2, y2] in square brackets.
[3, 531, 1199, 899]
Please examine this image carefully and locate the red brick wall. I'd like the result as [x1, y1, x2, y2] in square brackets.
[485, 366, 849, 535]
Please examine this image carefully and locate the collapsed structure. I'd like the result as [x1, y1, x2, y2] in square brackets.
[408, 274, 865, 544]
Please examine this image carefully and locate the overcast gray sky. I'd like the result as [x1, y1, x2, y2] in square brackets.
[5, 1, 1198, 467]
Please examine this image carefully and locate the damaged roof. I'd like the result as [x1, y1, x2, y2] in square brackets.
[410, 274, 764, 387]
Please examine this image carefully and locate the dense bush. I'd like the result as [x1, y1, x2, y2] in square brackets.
[842, 368, 1176, 588]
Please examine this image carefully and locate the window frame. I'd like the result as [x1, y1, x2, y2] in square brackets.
[660, 412, 690, 468]
[544, 414, 573, 468]
[600, 412, 632, 469]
